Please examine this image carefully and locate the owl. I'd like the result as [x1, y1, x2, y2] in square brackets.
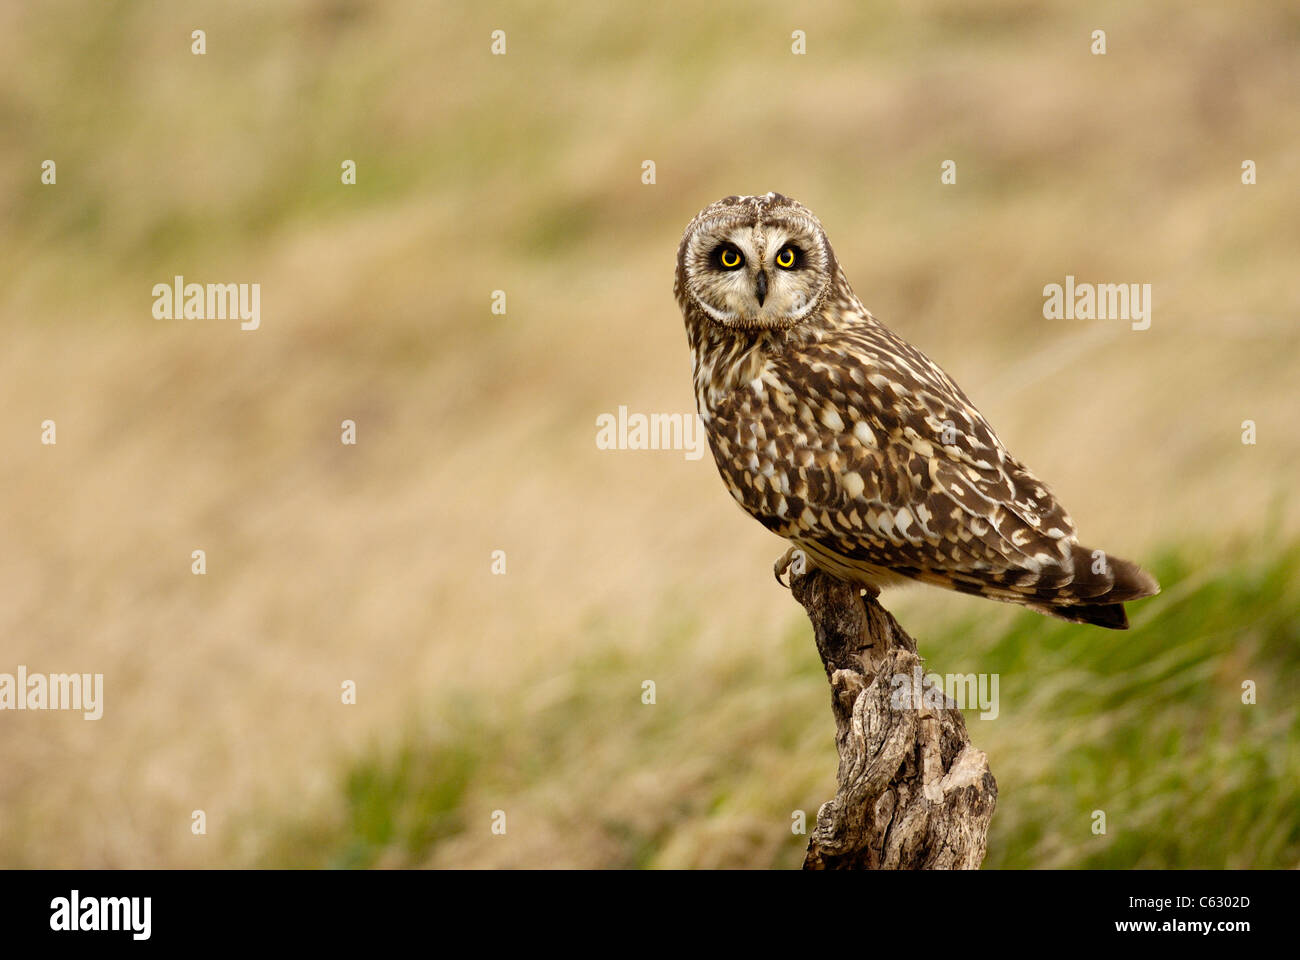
[674, 192, 1158, 628]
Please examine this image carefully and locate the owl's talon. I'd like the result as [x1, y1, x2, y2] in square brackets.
[773, 546, 806, 588]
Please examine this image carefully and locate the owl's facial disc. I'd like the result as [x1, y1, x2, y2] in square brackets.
[687, 218, 830, 330]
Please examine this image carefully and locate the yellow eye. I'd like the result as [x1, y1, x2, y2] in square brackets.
[775, 246, 796, 269]
[718, 247, 742, 269]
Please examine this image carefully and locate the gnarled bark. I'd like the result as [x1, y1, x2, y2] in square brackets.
[789, 568, 997, 870]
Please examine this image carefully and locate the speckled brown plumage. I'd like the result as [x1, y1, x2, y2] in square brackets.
[674, 193, 1158, 628]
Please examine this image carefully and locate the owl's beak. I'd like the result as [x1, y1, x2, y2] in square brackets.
[755, 270, 768, 307]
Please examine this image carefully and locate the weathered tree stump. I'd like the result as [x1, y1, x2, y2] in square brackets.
[789, 568, 997, 869]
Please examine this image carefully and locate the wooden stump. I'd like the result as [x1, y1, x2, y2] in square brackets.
[789, 568, 997, 870]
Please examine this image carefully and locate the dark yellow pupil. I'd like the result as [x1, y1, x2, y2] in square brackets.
[720, 249, 741, 268]
[776, 247, 795, 268]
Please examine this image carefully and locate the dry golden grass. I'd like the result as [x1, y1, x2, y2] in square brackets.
[0, 0, 1297, 866]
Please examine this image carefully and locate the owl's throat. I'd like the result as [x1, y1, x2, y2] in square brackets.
[687, 322, 778, 417]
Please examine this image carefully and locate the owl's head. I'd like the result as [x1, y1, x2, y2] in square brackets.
[675, 192, 838, 331]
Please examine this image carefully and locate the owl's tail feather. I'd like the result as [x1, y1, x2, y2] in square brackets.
[1064, 544, 1161, 604]
[1029, 544, 1160, 630]
[1031, 599, 1131, 630]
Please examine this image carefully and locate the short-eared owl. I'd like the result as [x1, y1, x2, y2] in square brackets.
[674, 192, 1158, 629]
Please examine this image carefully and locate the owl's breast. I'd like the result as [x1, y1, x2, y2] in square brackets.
[692, 349, 813, 537]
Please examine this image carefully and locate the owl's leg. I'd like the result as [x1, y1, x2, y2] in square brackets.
[773, 545, 808, 587]
[774, 545, 884, 599]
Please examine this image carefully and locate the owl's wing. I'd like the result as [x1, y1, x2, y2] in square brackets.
[713, 320, 1097, 601]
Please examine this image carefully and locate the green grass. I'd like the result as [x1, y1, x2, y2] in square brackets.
[260, 535, 1300, 869]
[975, 539, 1300, 868]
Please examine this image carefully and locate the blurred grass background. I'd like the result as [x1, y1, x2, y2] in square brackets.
[1, 0, 1297, 868]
